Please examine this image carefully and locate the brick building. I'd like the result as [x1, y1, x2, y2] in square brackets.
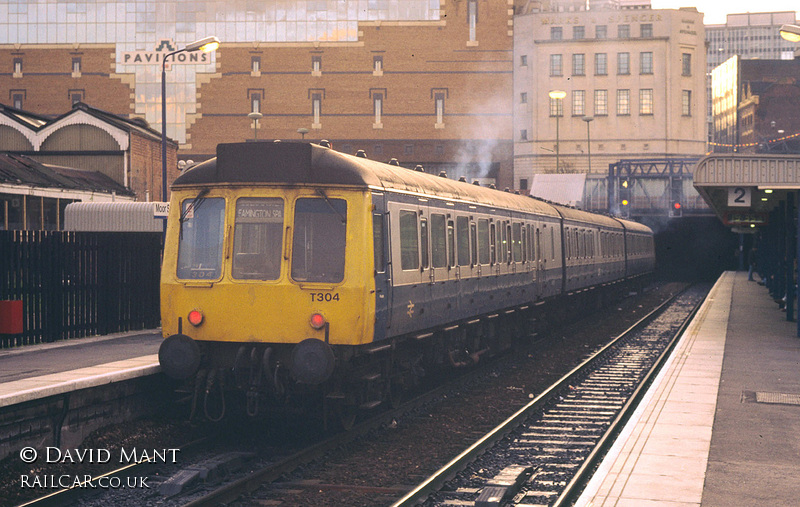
[0, 0, 520, 190]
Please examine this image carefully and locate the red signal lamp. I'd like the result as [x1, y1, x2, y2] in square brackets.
[673, 202, 682, 210]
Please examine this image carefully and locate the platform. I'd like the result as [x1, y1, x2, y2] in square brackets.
[0, 330, 161, 408]
[576, 271, 800, 506]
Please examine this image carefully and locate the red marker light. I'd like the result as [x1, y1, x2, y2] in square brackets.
[673, 202, 682, 210]
[310, 313, 326, 330]
[188, 310, 204, 326]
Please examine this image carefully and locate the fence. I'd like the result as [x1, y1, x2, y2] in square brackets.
[0, 231, 161, 347]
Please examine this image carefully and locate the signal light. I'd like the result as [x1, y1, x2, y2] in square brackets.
[673, 202, 682, 210]
[187, 310, 204, 327]
[310, 313, 326, 330]
[621, 199, 629, 206]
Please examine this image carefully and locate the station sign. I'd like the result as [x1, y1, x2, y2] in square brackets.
[727, 186, 752, 207]
[153, 202, 170, 218]
[723, 210, 768, 227]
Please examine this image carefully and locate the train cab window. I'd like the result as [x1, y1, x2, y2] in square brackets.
[447, 219, 456, 267]
[399, 211, 419, 271]
[512, 223, 522, 262]
[291, 197, 347, 283]
[431, 213, 447, 268]
[373, 214, 385, 273]
[477, 219, 490, 264]
[420, 218, 429, 270]
[177, 197, 225, 280]
[232, 198, 284, 280]
[457, 216, 470, 266]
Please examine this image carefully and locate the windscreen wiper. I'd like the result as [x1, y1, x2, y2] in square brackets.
[316, 189, 346, 224]
[179, 188, 211, 239]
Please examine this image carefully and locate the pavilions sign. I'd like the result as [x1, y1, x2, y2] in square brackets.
[120, 40, 212, 68]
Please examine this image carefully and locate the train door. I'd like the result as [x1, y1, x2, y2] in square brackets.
[372, 192, 392, 338]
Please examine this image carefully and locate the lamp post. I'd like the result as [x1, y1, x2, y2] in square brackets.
[548, 90, 566, 173]
[161, 36, 219, 204]
[582, 115, 593, 173]
[297, 127, 309, 139]
[248, 111, 263, 141]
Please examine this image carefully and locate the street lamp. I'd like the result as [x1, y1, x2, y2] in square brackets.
[779, 24, 800, 43]
[297, 127, 309, 139]
[161, 36, 220, 204]
[582, 116, 593, 173]
[548, 90, 566, 173]
[248, 112, 263, 141]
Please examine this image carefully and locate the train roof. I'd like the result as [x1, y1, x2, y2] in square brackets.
[548, 202, 625, 230]
[616, 217, 653, 234]
[174, 142, 561, 217]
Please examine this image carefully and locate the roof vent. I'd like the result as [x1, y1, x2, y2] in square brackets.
[458, 176, 467, 182]
[319, 140, 331, 148]
[489, 183, 497, 189]
[389, 158, 400, 166]
[355, 149, 367, 158]
[473, 180, 481, 186]
[504, 187, 510, 192]
[438, 170, 447, 178]
[273, 139, 281, 142]
[415, 165, 425, 172]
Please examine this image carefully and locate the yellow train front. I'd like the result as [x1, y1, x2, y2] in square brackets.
[159, 142, 377, 422]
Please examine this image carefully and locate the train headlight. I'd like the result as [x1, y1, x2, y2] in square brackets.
[310, 313, 326, 330]
[188, 310, 204, 327]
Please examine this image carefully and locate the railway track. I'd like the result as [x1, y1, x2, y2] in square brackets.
[16, 283, 690, 507]
[393, 284, 708, 507]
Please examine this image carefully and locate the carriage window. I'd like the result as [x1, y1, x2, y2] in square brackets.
[177, 197, 225, 280]
[490, 222, 497, 264]
[550, 227, 555, 260]
[232, 198, 284, 280]
[373, 214, 385, 272]
[478, 219, 489, 264]
[501, 221, 509, 263]
[457, 216, 470, 266]
[431, 213, 447, 268]
[470, 222, 477, 265]
[447, 220, 456, 267]
[291, 197, 347, 283]
[512, 223, 522, 262]
[420, 218, 429, 270]
[399, 210, 419, 271]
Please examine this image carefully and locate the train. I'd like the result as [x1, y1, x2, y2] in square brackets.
[158, 141, 655, 428]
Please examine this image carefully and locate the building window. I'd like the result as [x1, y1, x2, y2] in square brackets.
[312, 93, 322, 126]
[251, 56, 261, 75]
[682, 53, 692, 76]
[69, 89, 84, 104]
[682, 90, 692, 116]
[573, 26, 585, 39]
[550, 27, 563, 40]
[640, 89, 654, 115]
[404, 144, 414, 156]
[641, 23, 653, 38]
[13, 58, 22, 77]
[594, 90, 608, 116]
[520, 92, 527, 104]
[373, 92, 383, 127]
[617, 89, 630, 115]
[520, 54, 527, 66]
[250, 91, 262, 113]
[373, 55, 383, 75]
[596, 25, 607, 39]
[572, 90, 585, 116]
[312, 55, 322, 75]
[468, 0, 477, 42]
[640, 52, 653, 74]
[572, 54, 585, 76]
[435, 92, 445, 127]
[71, 57, 81, 76]
[595, 53, 607, 75]
[618, 24, 630, 38]
[519, 178, 528, 191]
[520, 129, 528, 141]
[549, 96, 563, 117]
[550, 54, 562, 76]
[617, 52, 630, 75]
[12, 92, 23, 109]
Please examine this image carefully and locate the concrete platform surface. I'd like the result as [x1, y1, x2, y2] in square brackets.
[577, 271, 800, 507]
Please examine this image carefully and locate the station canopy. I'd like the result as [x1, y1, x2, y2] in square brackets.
[693, 154, 800, 230]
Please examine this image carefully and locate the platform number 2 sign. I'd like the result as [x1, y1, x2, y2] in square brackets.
[728, 187, 751, 207]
